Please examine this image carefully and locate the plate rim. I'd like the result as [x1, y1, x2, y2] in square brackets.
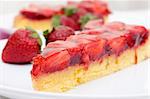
[0, 85, 149, 98]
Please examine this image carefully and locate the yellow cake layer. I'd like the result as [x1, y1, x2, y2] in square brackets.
[14, 15, 108, 31]
[32, 36, 150, 93]
[13, 15, 53, 31]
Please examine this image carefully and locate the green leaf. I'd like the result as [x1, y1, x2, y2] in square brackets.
[30, 32, 42, 46]
[37, 37, 42, 46]
[64, 6, 78, 16]
[51, 15, 61, 28]
[43, 29, 49, 36]
[27, 28, 42, 46]
[79, 13, 98, 27]
[31, 32, 39, 38]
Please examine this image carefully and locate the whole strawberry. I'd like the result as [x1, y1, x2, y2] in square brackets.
[43, 25, 75, 44]
[2, 28, 41, 64]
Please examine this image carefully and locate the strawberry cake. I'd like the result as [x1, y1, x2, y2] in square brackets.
[13, 0, 110, 31]
[31, 22, 150, 92]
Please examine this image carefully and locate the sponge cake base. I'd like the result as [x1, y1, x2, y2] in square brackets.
[13, 15, 52, 31]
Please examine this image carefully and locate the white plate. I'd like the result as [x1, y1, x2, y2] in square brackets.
[0, 39, 150, 99]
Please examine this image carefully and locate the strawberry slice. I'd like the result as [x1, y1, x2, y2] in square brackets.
[31, 55, 45, 76]
[46, 40, 77, 48]
[126, 25, 149, 47]
[67, 34, 92, 45]
[45, 41, 82, 66]
[84, 19, 104, 29]
[60, 16, 80, 30]
[105, 22, 126, 31]
[107, 37, 129, 56]
[83, 39, 106, 61]
[67, 34, 106, 64]
[2, 28, 41, 64]
[43, 50, 70, 73]
[32, 50, 70, 76]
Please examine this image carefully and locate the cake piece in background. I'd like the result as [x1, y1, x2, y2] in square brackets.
[13, 0, 111, 31]
[13, 4, 61, 31]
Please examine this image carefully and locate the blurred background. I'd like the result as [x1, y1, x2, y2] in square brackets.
[0, 0, 149, 30]
[0, 0, 149, 13]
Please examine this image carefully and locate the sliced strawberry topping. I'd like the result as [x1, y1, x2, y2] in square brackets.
[78, 0, 111, 16]
[126, 25, 149, 47]
[68, 48, 82, 66]
[84, 19, 104, 29]
[46, 41, 82, 66]
[107, 37, 129, 56]
[31, 55, 45, 76]
[105, 22, 126, 31]
[67, 35, 92, 45]
[60, 16, 80, 30]
[42, 47, 65, 58]
[31, 21, 149, 77]
[31, 50, 70, 76]
[67, 34, 106, 63]
[83, 39, 106, 61]
[43, 50, 70, 73]
[79, 29, 105, 35]
[47, 40, 77, 48]
[21, 4, 57, 20]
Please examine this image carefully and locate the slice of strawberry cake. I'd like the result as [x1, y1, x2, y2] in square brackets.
[31, 22, 150, 92]
[13, 4, 59, 31]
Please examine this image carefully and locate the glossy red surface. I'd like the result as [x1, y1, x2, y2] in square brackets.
[46, 26, 75, 43]
[31, 22, 149, 77]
